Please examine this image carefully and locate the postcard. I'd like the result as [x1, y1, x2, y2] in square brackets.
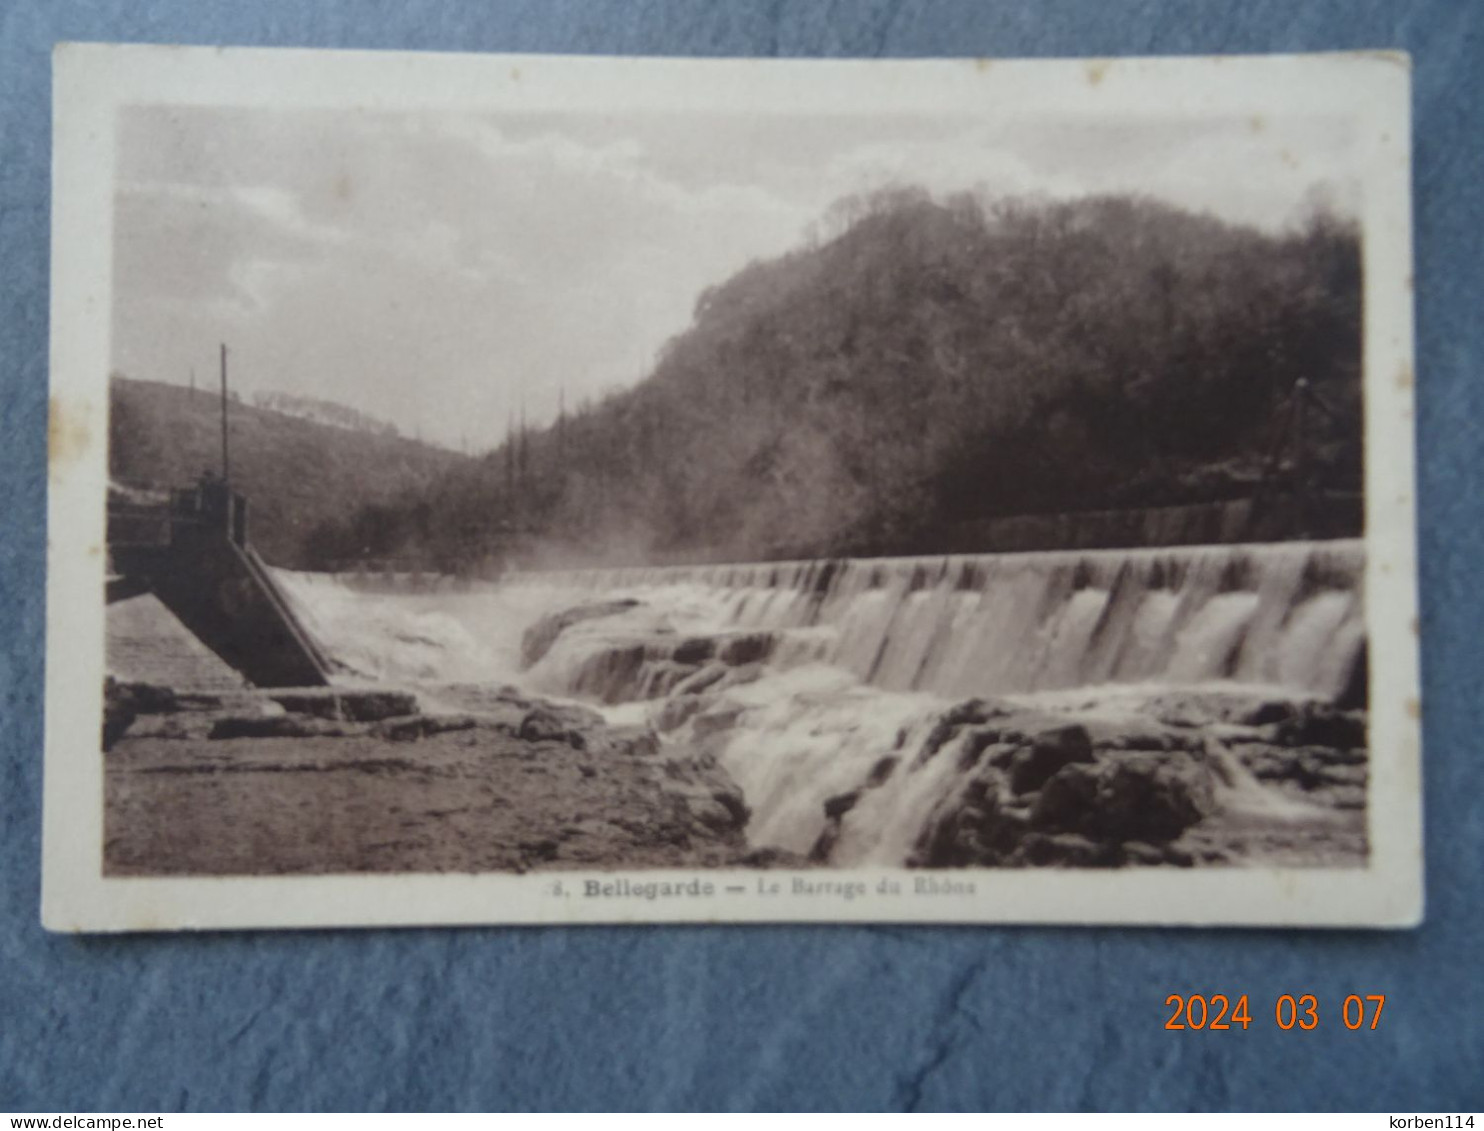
[43, 44, 1420, 930]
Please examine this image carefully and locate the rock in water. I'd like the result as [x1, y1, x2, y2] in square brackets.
[712, 787, 750, 827]
[375, 715, 480, 742]
[1240, 699, 1300, 728]
[208, 715, 362, 739]
[1008, 725, 1095, 793]
[102, 679, 138, 751]
[268, 689, 419, 722]
[103, 679, 185, 750]
[1032, 753, 1215, 843]
[565, 643, 649, 704]
[823, 790, 862, 819]
[1012, 832, 1123, 868]
[671, 637, 717, 665]
[914, 698, 1015, 766]
[519, 599, 641, 667]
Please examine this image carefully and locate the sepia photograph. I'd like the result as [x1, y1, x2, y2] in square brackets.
[44, 46, 1420, 930]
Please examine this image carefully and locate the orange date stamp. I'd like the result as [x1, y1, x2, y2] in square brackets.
[1164, 993, 1387, 1031]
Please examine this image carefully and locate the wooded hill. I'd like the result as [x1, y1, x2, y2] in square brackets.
[109, 376, 468, 568]
[264, 188, 1367, 570]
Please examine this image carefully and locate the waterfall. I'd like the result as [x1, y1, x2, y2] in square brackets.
[529, 539, 1365, 701]
[272, 570, 530, 686]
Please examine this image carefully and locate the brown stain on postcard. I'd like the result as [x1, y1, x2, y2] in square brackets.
[49, 397, 91, 480]
[1405, 697, 1420, 721]
[1357, 49, 1410, 69]
[1395, 363, 1414, 390]
[1085, 61, 1109, 87]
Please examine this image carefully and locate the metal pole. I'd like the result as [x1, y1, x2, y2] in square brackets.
[220, 343, 230, 485]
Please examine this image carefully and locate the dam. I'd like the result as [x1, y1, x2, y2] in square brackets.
[514, 539, 1366, 705]
[271, 539, 1367, 866]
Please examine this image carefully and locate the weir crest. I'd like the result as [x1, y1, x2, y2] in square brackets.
[522, 539, 1365, 703]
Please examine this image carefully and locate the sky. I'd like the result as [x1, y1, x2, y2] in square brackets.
[111, 104, 1357, 451]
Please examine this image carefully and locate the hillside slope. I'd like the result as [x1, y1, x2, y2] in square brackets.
[109, 377, 468, 568]
[314, 188, 1365, 569]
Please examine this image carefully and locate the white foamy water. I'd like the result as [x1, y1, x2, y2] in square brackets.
[536, 539, 1365, 700]
[709, 665, 942, 856]
[274, 540, 1364, 863]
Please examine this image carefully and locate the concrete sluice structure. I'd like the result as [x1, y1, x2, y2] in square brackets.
[107, 479, 333, 687]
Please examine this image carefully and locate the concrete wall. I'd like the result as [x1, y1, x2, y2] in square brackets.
[143, 533, 331, 687]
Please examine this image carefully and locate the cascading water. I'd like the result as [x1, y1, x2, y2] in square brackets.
[536, 539, 1365, 701]
[276, 540, 1366, 866]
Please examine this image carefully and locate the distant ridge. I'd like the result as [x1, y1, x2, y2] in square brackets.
[249, 389, 431, 445]
[109, 376, 469, 569]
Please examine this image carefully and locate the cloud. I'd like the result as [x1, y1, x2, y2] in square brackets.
[111, 106, 1356, 449]
[800, 115, 1357, 231]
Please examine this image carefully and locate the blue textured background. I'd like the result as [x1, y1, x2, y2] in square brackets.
[2, 0, 1480, 1112]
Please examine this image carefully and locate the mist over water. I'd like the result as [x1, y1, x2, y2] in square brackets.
[275, 539, 1365, 863]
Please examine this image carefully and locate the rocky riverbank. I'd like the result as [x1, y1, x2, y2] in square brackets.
[103, 678, 751, 875]
[103, 585, 1369, 876]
